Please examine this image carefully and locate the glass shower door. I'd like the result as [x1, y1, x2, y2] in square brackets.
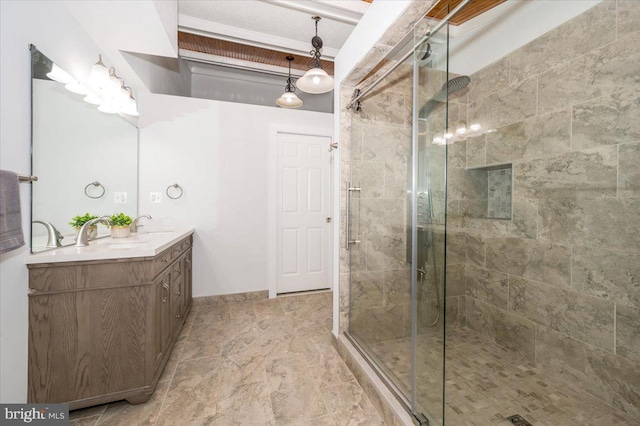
[411, 16, 451, 425]
[347, 49, 415, 401]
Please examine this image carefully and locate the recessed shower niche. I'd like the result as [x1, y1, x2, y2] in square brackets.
[463, 163, 512, 220]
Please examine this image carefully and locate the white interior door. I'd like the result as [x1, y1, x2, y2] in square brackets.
[277, 132, 332, 294]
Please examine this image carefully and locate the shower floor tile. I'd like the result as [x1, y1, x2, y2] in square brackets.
[368, 327, 640, 426]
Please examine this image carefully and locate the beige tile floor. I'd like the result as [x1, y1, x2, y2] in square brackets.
[69, 292, 386, 426]
[367, 327, 640, 426]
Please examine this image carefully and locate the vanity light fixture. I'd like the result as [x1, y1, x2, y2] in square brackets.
[61, 54, 139, 116]
[296, 16, 334, 94]
[64, 80, 88, 95]
[46, 64, 73, 84]
[276, 56, 303, 109]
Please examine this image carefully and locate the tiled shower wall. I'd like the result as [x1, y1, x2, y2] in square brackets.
[448, 0, 640, 418]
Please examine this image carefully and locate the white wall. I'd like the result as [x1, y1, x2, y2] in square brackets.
[138, 94, 333, 297]
[64, 0, 180, 97]
[0, 0, 122, 403]
[190, 66, 333, 113]
[122, 51, 191, 97]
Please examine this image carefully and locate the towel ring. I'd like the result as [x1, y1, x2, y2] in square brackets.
[166, 183, 183, 200]
[84, 181, 106, 199]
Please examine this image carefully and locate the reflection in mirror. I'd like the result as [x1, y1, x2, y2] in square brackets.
[30, 46, 138, 252]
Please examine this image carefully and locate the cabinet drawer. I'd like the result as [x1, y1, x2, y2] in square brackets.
[154, 249, 172, 274]
[172, 238, 192, 259]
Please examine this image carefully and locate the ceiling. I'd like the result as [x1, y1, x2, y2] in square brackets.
[178, 0, 370, 77]
[176, 0, 510, 79]
[426, 0, 507, 25]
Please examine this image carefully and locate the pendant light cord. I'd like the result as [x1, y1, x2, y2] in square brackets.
[310, 16, 323, 69]
[285, 56, 295, 93]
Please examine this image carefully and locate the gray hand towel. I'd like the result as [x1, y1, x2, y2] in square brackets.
[0, 170, 25, 254]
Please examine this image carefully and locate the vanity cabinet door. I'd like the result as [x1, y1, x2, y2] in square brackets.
[183, 250, 192, 316]
[154, 269, 172, 367]
[170, 259, 183, 335]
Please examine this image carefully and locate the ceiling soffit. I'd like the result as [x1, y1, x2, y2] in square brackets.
[178, 32, 335, 76]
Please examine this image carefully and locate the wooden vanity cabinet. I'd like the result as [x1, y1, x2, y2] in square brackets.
[27, 235, 193, 410]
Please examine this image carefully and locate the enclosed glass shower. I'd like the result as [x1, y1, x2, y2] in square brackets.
[345, 1, 640, 425]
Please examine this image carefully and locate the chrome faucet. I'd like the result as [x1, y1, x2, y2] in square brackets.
[130, 214, 152, 233]
[32, 220, 64, 248]
[75, 216, 111, 247]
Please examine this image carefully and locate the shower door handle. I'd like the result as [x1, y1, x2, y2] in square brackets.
[346, 182, 361, 250]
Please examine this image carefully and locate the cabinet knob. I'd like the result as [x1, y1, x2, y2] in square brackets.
[177, 291, 181, 296]
[176, 314, 181, 318]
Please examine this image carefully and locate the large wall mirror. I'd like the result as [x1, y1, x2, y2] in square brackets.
[30, 46, 138, 252]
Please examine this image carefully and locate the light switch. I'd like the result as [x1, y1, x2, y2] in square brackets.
[114, 192, 127, 203]
[150, 192, 162, 203]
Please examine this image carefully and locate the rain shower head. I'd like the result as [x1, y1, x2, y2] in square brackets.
[446, 76, 471, 93]
[419, 75, 471, 118]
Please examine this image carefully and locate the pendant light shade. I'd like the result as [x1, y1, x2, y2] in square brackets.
[297, 67, 334, 94]
[297, 16, 334, 94]
[276, 91, 303, 108]
[276, 56, 303, 109]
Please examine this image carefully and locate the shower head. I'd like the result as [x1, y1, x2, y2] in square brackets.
[419, 75, 471, 118]
[446, 76, 471, 94]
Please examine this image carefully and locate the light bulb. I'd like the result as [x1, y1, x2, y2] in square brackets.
[469, 123, 481, 131]
[89, 56, 110, 89]
[103, 74, 121, 100]
[276, 91, 303, 109]
[486, 128, 497, 134]
[65, 80, 88, 95]
[444, 133, 453, 139]
[456, 124, 467, 135]
[46, 64, 73, 84]
[297, 68, 334, 94]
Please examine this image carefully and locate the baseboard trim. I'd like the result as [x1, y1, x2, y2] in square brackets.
[192, 290, 268, 306]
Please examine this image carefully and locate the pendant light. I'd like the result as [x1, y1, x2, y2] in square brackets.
[297, 16, 334, 94]
[276, 56, 303, 109]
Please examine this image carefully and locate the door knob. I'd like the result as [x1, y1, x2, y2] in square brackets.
[326, 217, 332, 223]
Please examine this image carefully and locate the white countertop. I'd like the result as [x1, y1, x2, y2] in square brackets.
[25, 228, 195, 265]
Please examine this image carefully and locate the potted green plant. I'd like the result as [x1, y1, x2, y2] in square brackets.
[109, 212, 133, 238]
[69, 213, 99, 239]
